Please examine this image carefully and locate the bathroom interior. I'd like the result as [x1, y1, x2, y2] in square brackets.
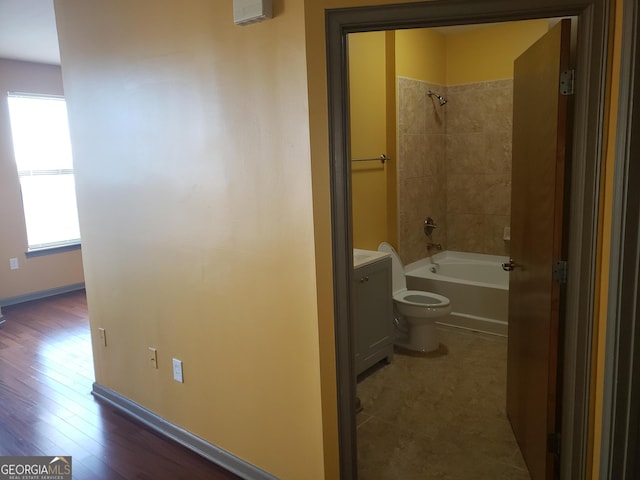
[349, 19, 565, 479]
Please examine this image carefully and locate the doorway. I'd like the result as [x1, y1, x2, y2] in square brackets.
[326, 1, 610, 479]
[348, 18, 569, 479]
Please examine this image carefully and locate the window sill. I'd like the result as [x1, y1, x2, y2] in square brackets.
[26, 243, 81, 258]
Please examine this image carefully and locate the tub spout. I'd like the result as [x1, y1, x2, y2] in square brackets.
[427, 242, 442, 251]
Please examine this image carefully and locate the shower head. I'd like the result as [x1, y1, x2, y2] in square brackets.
[427, 90, 448, 106]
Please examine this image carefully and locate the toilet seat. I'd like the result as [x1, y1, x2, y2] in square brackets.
[394, 289, 450, 308]
[393, 288, 452, 318]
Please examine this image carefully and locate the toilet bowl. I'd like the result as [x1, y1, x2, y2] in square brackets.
[378, 242, 451, 352]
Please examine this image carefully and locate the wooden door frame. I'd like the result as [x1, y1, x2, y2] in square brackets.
[600, 0, 640, 477]
[325, 1, 610, 479]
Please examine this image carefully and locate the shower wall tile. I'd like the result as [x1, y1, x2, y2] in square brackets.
[446, 88, 484, 134]
[425, 134, 446, 176]
[399, 134, 427, 179]
[398, 77, 426, 135]
[397, 77, 448, 265]
[446, 133, 485, 174]
[485, 215, 511, 256]
[401, 177, 442, 215]
[487, 79, 513, 90]
[447, 214, 510, 256]
[479, 85, 513, 133]
[484, 131, 512, 174]
[444, 79, 513, 256]
[446, 174, 511, 216]
[447, 214, 487, 253]
[396, 78, 511, 261]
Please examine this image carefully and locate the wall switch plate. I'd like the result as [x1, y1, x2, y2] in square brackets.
[9, 257, 18, 270]
[172, 358, 183, 383]
[98, 327, 107, 347]
[149, 348, 158, 369]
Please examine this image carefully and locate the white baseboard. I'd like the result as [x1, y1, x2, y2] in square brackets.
[437, 312, 508, 337]
[92, 383, 278, 480]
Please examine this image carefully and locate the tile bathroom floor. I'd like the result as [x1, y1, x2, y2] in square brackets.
[357, 326, 531, 480]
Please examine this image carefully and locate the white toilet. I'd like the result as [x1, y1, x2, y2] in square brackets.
[378, 242, 452, 352]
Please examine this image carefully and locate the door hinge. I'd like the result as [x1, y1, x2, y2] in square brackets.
[547, 432, 561, 457]
[560, 69, 575, 96]
[553, 260, 568, 284]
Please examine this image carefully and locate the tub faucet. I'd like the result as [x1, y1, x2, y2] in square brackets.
[427, 242, 442, 251]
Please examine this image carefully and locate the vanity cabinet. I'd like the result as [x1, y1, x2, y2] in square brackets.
[353, 256, 394, 376]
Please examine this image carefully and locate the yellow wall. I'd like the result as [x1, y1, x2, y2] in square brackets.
[395, 21, 548, 86]
[54, 1, 325, 479]
[0, 59, 84, 302]
[395, 28, 446, 83]
[446, 20, 549, 84]
[349, 32, 389, 250]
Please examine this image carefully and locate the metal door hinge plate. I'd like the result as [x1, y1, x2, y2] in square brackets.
[547, 432, 561, 456]
[553, 260, 568, 284]
[560, 70, 575, 96]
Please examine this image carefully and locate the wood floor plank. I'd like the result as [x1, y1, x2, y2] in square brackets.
[0, 291, 242, 480]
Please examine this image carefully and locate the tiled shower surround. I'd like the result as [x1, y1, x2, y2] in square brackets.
[397, 77, 513, 264]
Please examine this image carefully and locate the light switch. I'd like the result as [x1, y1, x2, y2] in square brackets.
[172, 358, 183, 383]
[149, 348, 158, 369]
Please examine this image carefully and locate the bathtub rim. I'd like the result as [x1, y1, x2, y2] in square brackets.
[405, 251, 509, 291]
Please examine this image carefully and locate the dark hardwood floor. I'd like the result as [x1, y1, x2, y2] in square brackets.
[0, 290, 242, 480]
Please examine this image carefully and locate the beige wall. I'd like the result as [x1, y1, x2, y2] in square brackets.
[445, 79, 513, 256]
[396, 76, 514, 263]
[54, 1, 326, 478]
[396, 76, 448, 264]
[0, 59, 84, 301]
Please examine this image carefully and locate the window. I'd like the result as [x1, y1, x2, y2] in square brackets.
[7, 93, 80, 252]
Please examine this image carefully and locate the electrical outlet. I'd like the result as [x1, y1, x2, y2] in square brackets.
[98, 328, 107, 347]
[149, 348, 158, 369]
[172, 358, 183, 383]
[9, 258, 18, 270]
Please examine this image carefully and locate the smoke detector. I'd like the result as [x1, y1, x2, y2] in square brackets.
[233, 0, 272, 25]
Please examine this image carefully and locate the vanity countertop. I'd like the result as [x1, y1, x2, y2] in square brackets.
[353, 248, 391, 269]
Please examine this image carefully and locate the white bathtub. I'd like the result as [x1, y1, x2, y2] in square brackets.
[404, 251, 509, 336]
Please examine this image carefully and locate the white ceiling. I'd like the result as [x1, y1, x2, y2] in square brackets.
[0, 0, 60, 65]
